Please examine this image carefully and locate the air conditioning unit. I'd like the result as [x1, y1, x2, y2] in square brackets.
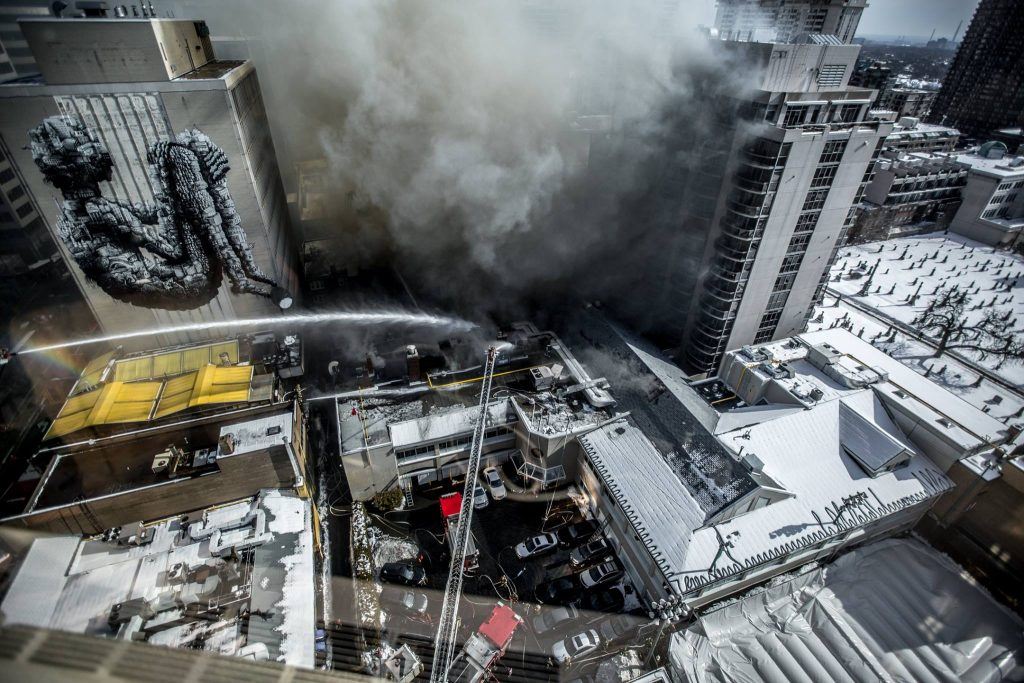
[151, 451, 172, 473]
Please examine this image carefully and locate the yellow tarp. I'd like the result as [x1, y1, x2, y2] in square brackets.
[113, 340, 239, 382]
[47, 362, 257, 440]
[152, 372, 198, 420]
[71, 350, 116, 395]
[152, 365, 256, 419]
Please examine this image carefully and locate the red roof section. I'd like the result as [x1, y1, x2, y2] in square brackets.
[439, 493, 462, 518]
[478, 604, 522, 649]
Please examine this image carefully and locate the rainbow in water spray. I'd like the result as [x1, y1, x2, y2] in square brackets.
[16, 310, 477, 355]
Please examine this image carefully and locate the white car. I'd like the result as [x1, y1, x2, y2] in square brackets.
[514, 532, 558, 559]
[472, 484, 489, 509]
[579, 561, 623, 588]
[552, 630, 600, 663]
[532, 605, 579, 635]
[481, 466, 507, 500]
[388, 588, 428, 614]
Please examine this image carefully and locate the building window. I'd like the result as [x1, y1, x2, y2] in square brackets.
[803, 188, 830, 211]
[783, 106, 807, 127]
[0, 169, 14, 184]
[811, 165, 838, 187]
[794, 211, 820, 233]
[15, 202, 33, 219]
[819, 140, 848, 164]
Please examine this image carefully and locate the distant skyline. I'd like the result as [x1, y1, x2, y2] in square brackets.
[691, 0, 981, 40]
[858, 0, 980, 40]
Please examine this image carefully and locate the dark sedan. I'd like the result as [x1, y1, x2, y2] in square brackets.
[379, 561, 426, 586]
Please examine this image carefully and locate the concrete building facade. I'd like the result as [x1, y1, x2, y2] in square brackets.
[949, 142, 1024, 247]
[848, 150, 967, 243]
[714, 0, 866, 44]
[0, 17, 299, 348]
[679, 39, 891, 374]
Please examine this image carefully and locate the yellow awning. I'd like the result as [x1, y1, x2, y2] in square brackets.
[70, 350, 116, 396]
[113, 340, 240, 382]
[152, 365, 256, 419]
[46, 362, 259, 440]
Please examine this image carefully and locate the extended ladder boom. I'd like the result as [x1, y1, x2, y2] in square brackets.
[430, 347, 499, 683]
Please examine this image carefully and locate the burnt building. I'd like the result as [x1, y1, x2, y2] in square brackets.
[929, 0, 1024, 137]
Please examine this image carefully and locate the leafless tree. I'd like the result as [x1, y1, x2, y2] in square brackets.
[912, 285, 1024, 361]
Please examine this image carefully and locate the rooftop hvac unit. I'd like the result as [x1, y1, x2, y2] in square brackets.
[219, 433, 236, 455]
[151, 451, 172, 473]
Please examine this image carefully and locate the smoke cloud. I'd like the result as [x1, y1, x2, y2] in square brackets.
[168, 0, 757, 336]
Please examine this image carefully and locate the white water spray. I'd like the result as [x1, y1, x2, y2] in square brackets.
[17, 310, 476, 355]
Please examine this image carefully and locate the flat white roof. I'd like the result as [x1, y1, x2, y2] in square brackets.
[799, 329, 1009, 447]
[956, 152, 1024, 178]
[0, 490, 315, 668]
[389, 400, 511, 449]
[219, 410, 293, 456]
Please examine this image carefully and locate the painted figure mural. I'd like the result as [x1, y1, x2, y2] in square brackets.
[28, 115, 278, 309]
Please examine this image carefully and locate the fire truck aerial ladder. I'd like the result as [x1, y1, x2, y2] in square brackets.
[430, 346, 499, 683]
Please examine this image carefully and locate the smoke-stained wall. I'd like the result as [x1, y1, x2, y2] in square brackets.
[0, 62, 299, 347]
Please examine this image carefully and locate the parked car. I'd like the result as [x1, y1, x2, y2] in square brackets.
[385, 587, 429, 614]
[579, 561, 623, 589]
[552, 630, 601, 663]
[557, 520, 599, 547]
[481, 467, 507, 500]
[379, 561, 426, 586]
[596, 613, 636, 642]
[536, 576, 578, 604]
[515, 532, 559, 559]
[531, 605, 579, 635]
[473, 484, 489, 509]
[569, 538, 611, 568]
[579, 586, 625, 613]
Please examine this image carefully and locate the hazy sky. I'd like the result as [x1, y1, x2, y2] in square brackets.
[692, 0, 981, 40]
[857, 0, 980, 39]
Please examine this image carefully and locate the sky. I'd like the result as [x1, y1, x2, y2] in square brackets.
[691, 0, 981, 41]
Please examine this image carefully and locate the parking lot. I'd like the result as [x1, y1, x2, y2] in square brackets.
[363, 463, 650, 676]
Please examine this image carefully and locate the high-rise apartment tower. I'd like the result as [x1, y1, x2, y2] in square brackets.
[714, 0, 867, 44]
[675, 39, 891, 374]
[929, 0, 1024, 138]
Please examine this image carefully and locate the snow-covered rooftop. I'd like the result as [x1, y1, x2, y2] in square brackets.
[579, 421, 705, 583]
[956, 152, 1024, 178]
[577, 330, 959, 600]
[389, 400, 513, 449]
[816, 232, 1024, 434]
[582, 385, 951, 599]
[0, 489, 316, 669]
[219, 410, 293, 457]
[560, 313, 757, 516]
[670, 538, 1024, 683]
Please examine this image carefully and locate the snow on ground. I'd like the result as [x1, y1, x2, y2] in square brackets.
[367, 522, 418, 568]
[827, 232, 1024, 386]
[811, 232, 1024, 427]
[351, 502, 382, 626]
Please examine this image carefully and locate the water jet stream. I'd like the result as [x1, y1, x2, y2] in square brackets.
[17, 310, 476, 355]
